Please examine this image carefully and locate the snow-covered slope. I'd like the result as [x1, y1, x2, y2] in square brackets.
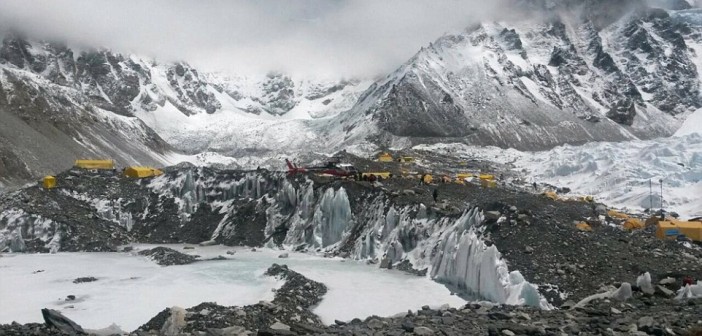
[327, 2, 702, 150]
[675, 107, 702, 136]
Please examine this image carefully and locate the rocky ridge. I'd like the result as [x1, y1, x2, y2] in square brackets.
[135, 263, 328, 335]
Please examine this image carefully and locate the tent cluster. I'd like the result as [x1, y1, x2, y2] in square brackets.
[41, 159, 164, 190]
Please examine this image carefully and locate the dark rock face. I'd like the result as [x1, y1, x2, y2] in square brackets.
[137, 246, 199, 266]
[259, 73, 296, 115]
[165, 62, 221, 115]
[607, 99, 638, 125]
[72, 277, 98, 284]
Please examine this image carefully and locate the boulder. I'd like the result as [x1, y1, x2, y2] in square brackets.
[655, 285, 675, 297]
[138, 247, 199, 266]
[73, 277, 98, 284]
[414, 326, 435, 335]
[41, 308, 84, 334]
[638, 316, 655, 331]
[485, 211, 502, 220]
[367, 318, 383, 329]
[659, 277, 676, 286]
[270, 321, 290, 331]
[199, 240, 217, 246]
[401, 319, 414, 332]
[278, 253, 289, 259]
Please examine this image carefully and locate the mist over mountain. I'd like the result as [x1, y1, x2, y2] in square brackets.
[1, 0, 701, 186]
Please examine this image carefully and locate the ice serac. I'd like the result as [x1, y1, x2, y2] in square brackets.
[0, 208, 56, 252]
[268, 184, 549, 307]
[144, 171, 548, 307]
[313, 187, 352, 248]
[636, 272, 655, 295]
[677, 281, 702, 299]
[427, 210, 549, 308]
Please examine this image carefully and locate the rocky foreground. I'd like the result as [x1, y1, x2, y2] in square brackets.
[1, 263, 701, 336]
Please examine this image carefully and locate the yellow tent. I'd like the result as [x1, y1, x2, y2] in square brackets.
[543, 191, 559, 201]
[362, 172, 392, 179]
[398, 157, 415, 163]
[479, 174, 495, 181]
[576, 222, 593, 232]
[456, 173, 474, 180]
[607, 210, 630, 220]
[378, 153, 394, 162]
[656, 220, 702, 241]
[623, 218, 644, 230]
[42, 176, 56, 189]
[422, 174, 433, 184]
[124, 166, 164, 178]
[74, 159, 115, 170]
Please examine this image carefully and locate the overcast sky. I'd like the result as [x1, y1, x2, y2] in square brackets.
[0, 0, 505, 78]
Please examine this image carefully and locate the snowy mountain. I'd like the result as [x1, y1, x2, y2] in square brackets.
[0, 37, 173, 187]
[327, 1, 702, 150]
[0, 35, 370, 187]
[3, 1, 702, 187]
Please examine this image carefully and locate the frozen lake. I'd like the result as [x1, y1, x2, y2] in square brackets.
[0, 245, 465, 331]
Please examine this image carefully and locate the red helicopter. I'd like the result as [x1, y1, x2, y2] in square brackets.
[285, 158, 358, 177]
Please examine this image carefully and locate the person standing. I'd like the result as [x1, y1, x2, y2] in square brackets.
[433, 188, 438, 203]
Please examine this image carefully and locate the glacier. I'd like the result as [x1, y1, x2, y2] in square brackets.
[416, 131, 702, 218]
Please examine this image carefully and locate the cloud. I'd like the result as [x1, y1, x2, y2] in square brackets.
[0, 0, 506, 78]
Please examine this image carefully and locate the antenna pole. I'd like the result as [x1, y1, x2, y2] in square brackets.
[649, 179, 653, 211]
[659, 179, 664, 214]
